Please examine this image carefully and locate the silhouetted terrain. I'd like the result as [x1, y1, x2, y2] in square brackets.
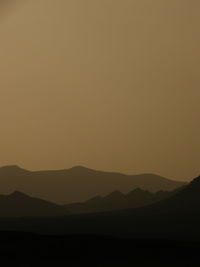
[0, 176, 198, 240]
[0, 232, 199, 267]
[0, 177, 198, 266]
[0, 191, 67, 217]
[65, 188, 180, 213]
[0, 165, 186, 203]
[0, 187, 181, 217]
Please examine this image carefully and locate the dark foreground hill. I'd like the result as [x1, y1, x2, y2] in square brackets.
[0, 191, 67, 217]
[0, 165, 186, 203]
[0, 232, 198, 267]
[65, 188, 178, 213]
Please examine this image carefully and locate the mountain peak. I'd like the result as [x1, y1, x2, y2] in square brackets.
[71, 165, 88, 170]
[9, 191, 29, 199]
[0, 165, 29, 173]
[70, 166, 97, 173]
[127, 188, 150, 196]
[1, 165, 20, 170]
[106, 190, 125, 198]
[186, 176, 200, 191]
[132, 188, 145, 193]
[190, 176, 200, 184]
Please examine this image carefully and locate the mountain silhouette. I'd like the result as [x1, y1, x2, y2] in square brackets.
[0, 165, 186, 203]
[0, 176, 197, 240]
[0, 187, 178, 217]
[65, 188, 178, 213]
[140, 175, 200, 213]
[0, 191, 68, 217]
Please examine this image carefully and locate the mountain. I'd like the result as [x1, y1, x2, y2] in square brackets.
[0, 191, 68, 217]
[0, 186, 181, 218]
[0, 165, 186, 203]
[0, 176, 197, 240]
[140, 175, 200, 213]
[65, 188, 178, 213]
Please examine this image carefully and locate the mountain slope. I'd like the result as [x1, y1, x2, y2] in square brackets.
[65, 188, 177, 213]
[0, 165, 186, 203]
[139, 175, 200, 213]
[0, 191, 68, 217]
[0, 176, 197, 240]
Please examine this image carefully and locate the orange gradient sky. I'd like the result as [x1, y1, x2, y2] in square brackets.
[0, 0, 199, 180]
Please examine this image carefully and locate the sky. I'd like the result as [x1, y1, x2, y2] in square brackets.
[0, 0, 199, 181]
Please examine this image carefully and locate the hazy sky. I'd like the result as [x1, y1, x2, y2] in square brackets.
[0, 0, 199, 180]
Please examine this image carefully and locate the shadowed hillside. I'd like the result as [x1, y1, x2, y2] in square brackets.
[65, 188, 180, 213]
[0, 176, 198, 240]
[138, 175, 200, 213]
[0, 186, 183, 217]
[0, 187, 182, 217]
[0, 191, 68, 217]
[0, 165, 186, 203]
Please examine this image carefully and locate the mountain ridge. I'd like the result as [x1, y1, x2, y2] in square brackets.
[0, 191, 68, 217]
[0, 165, 187, 203]
[0, 176, 198, 239]
[65, 187, 180, 214]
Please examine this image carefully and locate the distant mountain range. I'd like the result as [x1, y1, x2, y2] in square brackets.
[0, 175, 198, 240]
[0, 165, 186, 203]
[0, 187, 181, 217]
[65, 188, 181, 213]
[0, 191, 67, 217]
[58, 174, 199, 240]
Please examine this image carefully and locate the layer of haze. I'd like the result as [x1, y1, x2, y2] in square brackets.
[0, 0, 199, 181]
